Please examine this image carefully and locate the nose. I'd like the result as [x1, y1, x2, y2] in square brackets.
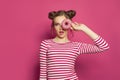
[59, 25, 63, 30]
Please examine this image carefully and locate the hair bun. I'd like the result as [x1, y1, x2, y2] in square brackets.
[66, 10, 76, 19]
[48, 11, 57, 20]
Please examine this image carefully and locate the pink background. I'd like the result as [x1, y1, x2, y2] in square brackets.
[0, 0, 120, 80]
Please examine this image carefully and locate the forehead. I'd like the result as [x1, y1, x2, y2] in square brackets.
[53, 15, 67, 23]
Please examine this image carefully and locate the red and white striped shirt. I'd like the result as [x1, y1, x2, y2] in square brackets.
[39, 36, 109, 80]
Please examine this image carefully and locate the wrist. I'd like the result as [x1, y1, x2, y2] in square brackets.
[80, 25, 89, 32]
[80, 26, 99, 40]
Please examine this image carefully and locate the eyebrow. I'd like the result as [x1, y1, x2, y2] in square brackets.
[54, 22, 60, 24]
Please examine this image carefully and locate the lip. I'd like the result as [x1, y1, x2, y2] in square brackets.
[59, 31, 64, 35]
[59, 31, 64, 33]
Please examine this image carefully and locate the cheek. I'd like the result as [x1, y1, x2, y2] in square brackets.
[65, 31, 68, 34]
[53, 27, 59, 34]
[54, 27, 59, 32]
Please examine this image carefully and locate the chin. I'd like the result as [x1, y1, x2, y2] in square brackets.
[58, 35, 66, 38]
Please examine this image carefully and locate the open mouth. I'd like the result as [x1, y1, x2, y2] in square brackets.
[59, 31, 64, 35]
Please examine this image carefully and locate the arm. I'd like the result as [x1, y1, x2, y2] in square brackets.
[77, 35, 110, 54]
[71, 22, 110, 54]
[71, 22, 99, 40]
[39, 40, 48, 80]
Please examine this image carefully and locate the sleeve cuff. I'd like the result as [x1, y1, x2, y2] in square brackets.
[93, 35, 101, 42]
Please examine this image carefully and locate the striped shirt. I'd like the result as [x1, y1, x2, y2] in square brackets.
[39, 36, 110, 80]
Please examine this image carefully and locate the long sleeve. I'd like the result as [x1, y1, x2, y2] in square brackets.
[39, 40, 48, 80]
[77, 36, 110, 54]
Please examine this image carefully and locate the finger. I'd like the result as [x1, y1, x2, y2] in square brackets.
[71, 22, 75, 26]
[71, 23, 75, 30]
[70, 26, 74, 30]
[74, 22, 80, 25]
[74, 22, 78, 24]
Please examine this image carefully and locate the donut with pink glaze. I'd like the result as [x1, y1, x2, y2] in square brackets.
[62, 19, 72, 30]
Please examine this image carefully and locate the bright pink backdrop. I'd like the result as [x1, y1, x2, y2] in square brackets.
[0, 0, 119, 80]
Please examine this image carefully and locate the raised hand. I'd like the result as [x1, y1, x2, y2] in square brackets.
[70, 22, 87, 31]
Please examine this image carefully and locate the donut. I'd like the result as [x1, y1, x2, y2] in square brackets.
[62, 19, 72, 30]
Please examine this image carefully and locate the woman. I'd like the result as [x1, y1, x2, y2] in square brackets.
[39, 10, 110, 80]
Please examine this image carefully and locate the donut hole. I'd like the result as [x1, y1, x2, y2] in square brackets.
[65, 22, 69, 25]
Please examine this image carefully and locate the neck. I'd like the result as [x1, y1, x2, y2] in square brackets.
[53, 36, 70, 43]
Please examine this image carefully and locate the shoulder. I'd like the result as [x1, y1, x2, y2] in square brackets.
[41, 39, 52, 45]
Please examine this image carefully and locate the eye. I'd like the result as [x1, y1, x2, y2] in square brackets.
[54, 23, 60, 26]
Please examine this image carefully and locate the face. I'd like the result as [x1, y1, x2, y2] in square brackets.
[53, 15, 68, 38]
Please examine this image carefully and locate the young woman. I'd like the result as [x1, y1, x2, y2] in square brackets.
[39, 10, 110, 80]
